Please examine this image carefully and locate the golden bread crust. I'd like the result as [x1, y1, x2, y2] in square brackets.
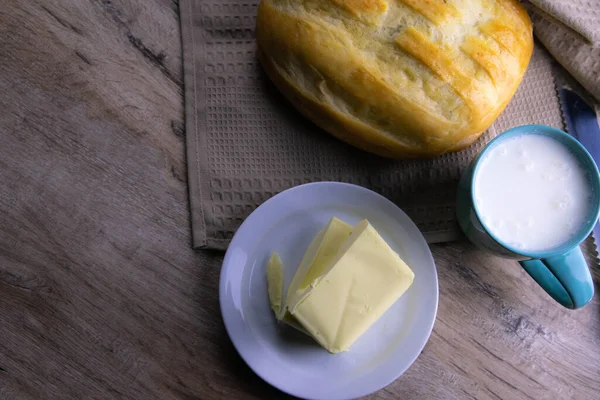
[256, 0, 534, 158]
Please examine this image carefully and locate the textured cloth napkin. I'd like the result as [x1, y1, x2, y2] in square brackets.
[180, 0, 599, 250]
[528, 0, 600, 46]
[526, 0, 600, 104]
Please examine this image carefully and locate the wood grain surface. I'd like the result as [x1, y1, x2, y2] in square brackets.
[0, 1, 599, 399]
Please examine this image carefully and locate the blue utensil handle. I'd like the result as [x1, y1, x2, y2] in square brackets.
[519, 246, 594, 309]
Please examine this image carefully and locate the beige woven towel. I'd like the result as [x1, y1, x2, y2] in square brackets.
[180, 0, 593, 250]
[526, 0, 600, 107]
[527, 0, 600, 46]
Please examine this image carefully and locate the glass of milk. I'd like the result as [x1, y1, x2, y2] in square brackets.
[457, 124, 600, 309]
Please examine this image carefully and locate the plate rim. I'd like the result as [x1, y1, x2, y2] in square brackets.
[219, 181, 439, 399]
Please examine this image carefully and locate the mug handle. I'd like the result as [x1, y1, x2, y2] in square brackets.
[519, 246, 594, 309]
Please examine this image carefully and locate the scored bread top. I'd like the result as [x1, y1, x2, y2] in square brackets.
[256, 0, 533, 158]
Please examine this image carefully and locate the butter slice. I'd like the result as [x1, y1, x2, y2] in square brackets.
[265, 251, 309, 333]
[284, 217, 353, 314]
[266, 252, 284, 316]
[266, 217, 353, 334]
[290, 219, 415, 354]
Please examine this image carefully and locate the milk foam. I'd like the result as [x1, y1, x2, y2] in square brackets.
[474, 134, 592, 252]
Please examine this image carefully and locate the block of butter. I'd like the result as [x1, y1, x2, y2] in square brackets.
[266, 217, 415, 354]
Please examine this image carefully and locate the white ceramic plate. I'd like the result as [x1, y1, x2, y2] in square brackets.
[219, 182, 438, 400]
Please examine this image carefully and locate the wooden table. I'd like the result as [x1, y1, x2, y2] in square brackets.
[1, 1, 599, 399]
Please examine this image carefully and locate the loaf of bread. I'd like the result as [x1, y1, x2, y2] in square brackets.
[256, 0, 533, 158]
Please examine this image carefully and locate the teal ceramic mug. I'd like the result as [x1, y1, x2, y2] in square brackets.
[457, 125, 600, 309]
